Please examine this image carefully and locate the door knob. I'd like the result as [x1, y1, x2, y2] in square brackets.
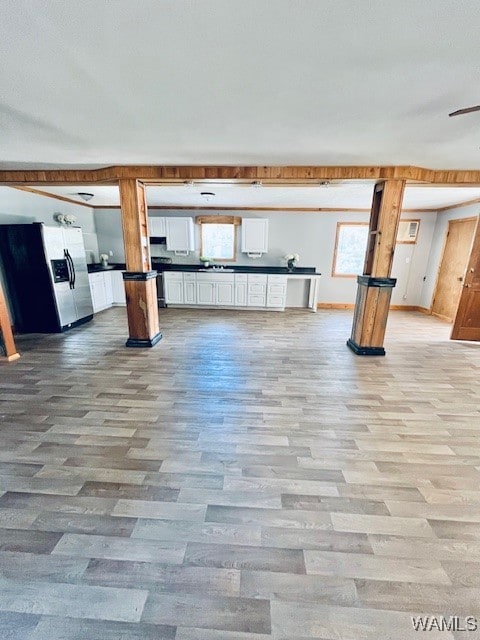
[457, 276, 463, 281]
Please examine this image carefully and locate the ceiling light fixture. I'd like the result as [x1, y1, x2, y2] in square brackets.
[200, 191, 215, 203]
[184, 180, 195, 187]
[252, 180, 263, 188]
[77, 192, 94, 201]
[318, 181, 330, 187]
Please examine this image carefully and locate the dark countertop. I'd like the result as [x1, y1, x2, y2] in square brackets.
[87, 264, 124, 273]
[151, 263, 319, 275]
[88, 263, 320, 275]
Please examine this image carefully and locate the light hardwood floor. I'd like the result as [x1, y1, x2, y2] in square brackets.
[1, 308, 479, 639]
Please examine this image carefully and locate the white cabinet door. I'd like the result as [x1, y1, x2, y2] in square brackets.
[164, 272, 184, 304]
[197, 281, 216, 305]
[184, 275, 197, 304]
[104, 272, 114, 306]
[234, 274, 248, 306]
[149, 217, 166, 237]
[216, 281, 235, 305]
[241, 218, 269, 254]
[166, 218, 195, 252]
[88, 273, 107, 312]
[111, 271, 126, 305]
[235, 282, 247, 306]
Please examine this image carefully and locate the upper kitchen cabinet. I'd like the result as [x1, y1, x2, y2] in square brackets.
[148, 216, 166, 237]
[241, 218, 269, 256]
[166, 217, 195, 253]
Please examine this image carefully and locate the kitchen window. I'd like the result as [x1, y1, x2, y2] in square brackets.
[332, 222, 369, 277]
[197, 216, 241, 262]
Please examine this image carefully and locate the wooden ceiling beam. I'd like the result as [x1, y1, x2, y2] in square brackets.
[2, 165, 480, 185]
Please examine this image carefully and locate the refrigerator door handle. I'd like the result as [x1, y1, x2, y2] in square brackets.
[64, 250, 74, 289]
[69, 251, 76, 289]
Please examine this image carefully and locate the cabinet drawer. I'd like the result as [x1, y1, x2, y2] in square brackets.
[234, 273, 248, 283]
[267, 275, 287, 284]
[268, 283, 287, 295]
[248, 274, 267, 284]
[164, 272, 183, 281]
[248, 283, 266, 295]
[267, 294, 285, 307]
[183, 272, 196, 281]
[248, 294, 266, 307]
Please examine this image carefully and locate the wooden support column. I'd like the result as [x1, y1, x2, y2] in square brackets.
[0, 281, 20, 361]
[119, 179, 162, 348]
[347, 179, 405, 356]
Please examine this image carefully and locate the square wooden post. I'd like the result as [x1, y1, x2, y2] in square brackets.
[119, 179, 162, 348]
[347, 179, 405, 356]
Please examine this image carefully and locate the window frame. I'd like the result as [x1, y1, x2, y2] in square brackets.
[197, 215, 240, 263]
[332, 222, 369, 278]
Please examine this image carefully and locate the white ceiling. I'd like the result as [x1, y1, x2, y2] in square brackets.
[1, 1, 480, 170]
[32, 184, 480, 210]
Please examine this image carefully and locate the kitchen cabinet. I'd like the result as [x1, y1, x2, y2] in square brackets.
[104, 272, 114, 307]
[183, 272, 197, 304]
[166, 217, 195, 253]
[267, 274, 287, 308]
[163, 270, 290, 310]
[88, 272, 108, 313]
[196, 281, 216, 305]
[148, 216, 166, 237]
[164, 271, 185, 304]
[247, 274, 267, 307]
[216, 280, 235, 305]
[111, 270, 126, 305]
[89, 270, 126, 313]
[241, 218, 269, 255]
[234, 274, 247, 306]
[196, 272, 235, 306]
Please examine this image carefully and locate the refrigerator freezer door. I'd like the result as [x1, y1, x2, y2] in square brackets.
[62, 228, 94, 319]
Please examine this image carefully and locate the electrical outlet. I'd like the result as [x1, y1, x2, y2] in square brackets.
[109, 250, 114, 257]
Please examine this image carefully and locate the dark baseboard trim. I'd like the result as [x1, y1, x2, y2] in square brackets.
[346, 338, 386, 356]
[356, 275, 397, 288]
[125, 332, 163, 348]
[123, 271, 157, 281]
[61, 314, 93, 332]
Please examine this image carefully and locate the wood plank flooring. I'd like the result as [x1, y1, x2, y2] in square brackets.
[1, 307, 480, 639]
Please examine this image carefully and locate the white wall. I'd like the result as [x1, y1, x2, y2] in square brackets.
[95, 207, 439, 305]
[0, 187, 99, 260]
[420, 202, 480, 309]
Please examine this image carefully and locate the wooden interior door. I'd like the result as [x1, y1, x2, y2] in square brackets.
[451, 217, 480, 340]
[431, 217, 477, 322]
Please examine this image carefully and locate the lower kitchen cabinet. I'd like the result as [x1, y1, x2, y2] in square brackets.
[234, 273, 247, 306]
[88, 270, 126, 313]
[88, 272, 108, 312]
[183, 273, 197, 304]
[216, 281, 235, 305]
[163, 272, 185, 304]
[164, 271, 287, 310]
[196, 281, 215, 305]
[110, 270, 126, 305]
[266, 274, 287, 308]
